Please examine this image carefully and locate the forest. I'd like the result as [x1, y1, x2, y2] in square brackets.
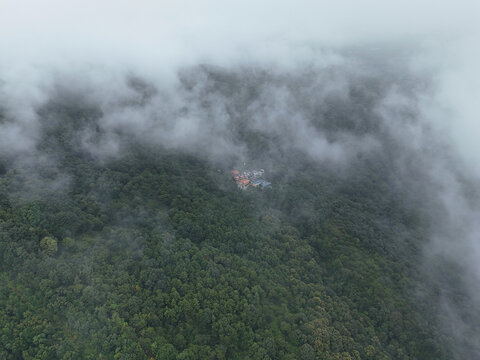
[0, 66, 465, 359]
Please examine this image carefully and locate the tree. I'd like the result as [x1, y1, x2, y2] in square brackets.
[40, 236, 58, 256]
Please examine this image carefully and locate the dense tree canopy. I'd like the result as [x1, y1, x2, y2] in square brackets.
[0, 72, 457, 359]
[0, 143, 452, 359]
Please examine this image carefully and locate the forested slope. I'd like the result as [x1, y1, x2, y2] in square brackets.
[0, 66, 456, 359]
[0, 147, 450, 359]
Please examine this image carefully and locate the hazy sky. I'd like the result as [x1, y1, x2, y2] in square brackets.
[1, 1, 478, 66]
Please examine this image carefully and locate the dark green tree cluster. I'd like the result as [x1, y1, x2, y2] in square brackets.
[0, 141, 452, 359]
[0, 69, 459, 359]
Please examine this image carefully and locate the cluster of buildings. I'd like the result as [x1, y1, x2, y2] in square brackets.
[231, 169, 271, 190]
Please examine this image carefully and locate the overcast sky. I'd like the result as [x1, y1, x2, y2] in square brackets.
[1, 1, 478, 65]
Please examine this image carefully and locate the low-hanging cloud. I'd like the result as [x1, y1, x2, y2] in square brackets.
[1, 0, 479, 166]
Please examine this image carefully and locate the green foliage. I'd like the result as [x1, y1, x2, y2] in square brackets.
[40, 237, 58, 256]
[0, 142, 451, 359]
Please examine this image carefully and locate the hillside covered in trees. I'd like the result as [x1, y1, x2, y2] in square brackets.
[0, 66, 469, 359]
